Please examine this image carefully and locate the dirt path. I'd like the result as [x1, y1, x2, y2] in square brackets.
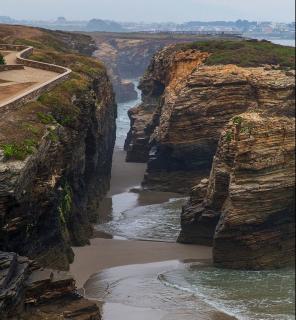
[0, 50, 59, 105]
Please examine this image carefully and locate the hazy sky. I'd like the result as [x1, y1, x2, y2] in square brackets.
[1, 0, 295, 22]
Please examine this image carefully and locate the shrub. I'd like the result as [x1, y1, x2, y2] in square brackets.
[0, 54, 5, 65]
[225, 130, 233, 142]
[37, 112, 56, 125]
[233, 116, 243, 126]
[58, 182, 72, 225]
[2, 139, 37, 160]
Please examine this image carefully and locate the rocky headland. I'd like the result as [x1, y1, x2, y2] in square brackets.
[125, 39, 295, 268]
[0, 25, 117, 270]
[0, 251, 100, 319]
[0, 25, 117, 318]
[90, 32, 242, 103]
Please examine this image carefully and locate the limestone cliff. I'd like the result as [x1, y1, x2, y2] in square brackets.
[91, 33, 219, 103]
[176, 67, 295, 269]
[0, 26, 116, 270]
[126, 40, 295, 193]
[126, 40, 295, 268]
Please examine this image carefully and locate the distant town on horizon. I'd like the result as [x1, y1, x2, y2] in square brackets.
[0, 15, 295, 39]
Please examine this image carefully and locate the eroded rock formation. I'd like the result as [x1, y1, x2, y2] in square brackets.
[126, 42, 295, 195]
[0, 251, 100, 319]
[0, 26, 117, 270]
[178, 68, 295, 269]
[91, 34, 213, 103]
[126, 40, 295, 268]
[0, 71, 116, 270]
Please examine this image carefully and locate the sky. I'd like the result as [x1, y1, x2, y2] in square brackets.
[1, 0, 295, 22]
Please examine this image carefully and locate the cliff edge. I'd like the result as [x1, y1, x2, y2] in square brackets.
[125, 39, 295, 269]
[0, 25, 116, 270]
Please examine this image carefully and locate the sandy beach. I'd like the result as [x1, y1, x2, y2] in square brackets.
[70, 238, 212, 288]
[69, 96, 236, 320]
[70, 247, 238, 320]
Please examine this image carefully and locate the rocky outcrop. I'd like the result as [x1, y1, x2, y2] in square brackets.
[0, 251, 100, 319]
[211, 113, 295, 269]
[113, 78, 137, 102]
[126, 41, 295, 195]
[178, 68, 295, 269]
[92, 34, 209, 103]
[125, 47, 209, 172]
[0, 25, 117, 270]
[0, 71, 116, 270]
[124, 39, 295, 268]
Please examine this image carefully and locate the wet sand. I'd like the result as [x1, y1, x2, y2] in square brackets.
[108, 148, 146, 196]
[80, 260, 237, 320]
[69, 90, 230, 319]
[70, 238, 212, 288]
[101, 303, 236, 320]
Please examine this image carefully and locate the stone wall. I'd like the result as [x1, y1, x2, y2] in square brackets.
[0, 44, 71, 112]
[0, 65, 24, 71]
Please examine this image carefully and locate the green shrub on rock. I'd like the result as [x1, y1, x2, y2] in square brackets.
[2, 139, 37, 160]
[0, 53, 5, 65]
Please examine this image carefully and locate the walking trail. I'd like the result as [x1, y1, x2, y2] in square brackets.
[0, 50, 59, 106]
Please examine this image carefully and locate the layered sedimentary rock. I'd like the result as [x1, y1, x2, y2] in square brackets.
[92, 33, 213, 102]
[213, 113, 295, 269]
[125, 41, 295, 194]
[0, 26, 117, 270]
[125, 47, 209, 171]
[0, 251, 100, 319]
[125, 39, 295, 268]
[0, 71, 116, 270]
[178, 68, 295, 269]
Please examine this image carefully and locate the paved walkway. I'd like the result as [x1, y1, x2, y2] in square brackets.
[0, 51, 59, 106]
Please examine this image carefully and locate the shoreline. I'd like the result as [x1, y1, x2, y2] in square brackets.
[69, 86, 234, 320]
[70, 237, 212, 289]
[70, 255, 238, 320]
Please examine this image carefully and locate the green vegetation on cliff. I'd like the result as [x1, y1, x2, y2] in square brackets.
[2, 139, 37, 160]
[0, 53, 5, 65]
[183, 39, 295, 69]
[0, 25, 106, 161]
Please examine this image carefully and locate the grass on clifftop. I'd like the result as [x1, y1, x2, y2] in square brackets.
[182, 39, 295, 69]
[0, 26, 106, 161]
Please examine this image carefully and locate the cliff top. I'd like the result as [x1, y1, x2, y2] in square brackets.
[170, 39, 295, 69]
[0, 24, 96, 54]
[0, 25, 107, 162]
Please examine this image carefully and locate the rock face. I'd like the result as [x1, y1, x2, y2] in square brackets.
[0, 25, 117, 270]
[125, 39, 295, 268]
[0, 72, 116, 270]
[212, 113, 295, 269]
[126, 50, 248, 191]
[0, 251, 100, 319]
[126, 42, 295, 196]
[113, 78, 137, 102]
[178, 68, 295, 269]
[125, 47, 210, 170]
[91, 34, 211, 103]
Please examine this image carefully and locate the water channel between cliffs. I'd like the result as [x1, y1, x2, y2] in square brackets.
[70, 79, 295, 320]
[95, 80, 187, 242]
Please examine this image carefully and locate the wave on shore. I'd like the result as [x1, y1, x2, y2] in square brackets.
[159, 263, 295, 320]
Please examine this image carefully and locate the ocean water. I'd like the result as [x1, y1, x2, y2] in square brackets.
[270, 39, 295, 47]
[85, 260, 295, 320]
[94, 78, 295, 320]
[96, 79, 187, 242]
[115, 79, 141, 149]
[160, 263, 295, 320]
[96, 194, 187, 241]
